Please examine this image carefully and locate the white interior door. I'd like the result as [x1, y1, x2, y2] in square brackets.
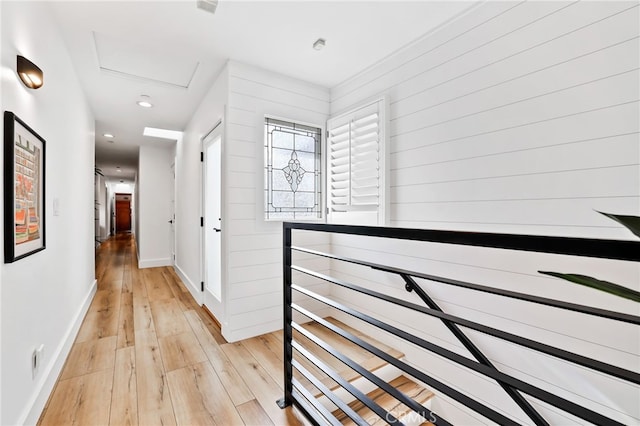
[169, 162, 176, 264]
[202, 124, 223, 323]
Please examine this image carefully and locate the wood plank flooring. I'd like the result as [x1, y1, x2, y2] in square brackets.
[333, 376, 434, 426]
[292, 319, 404, 397]
[38, 233, 311, 426]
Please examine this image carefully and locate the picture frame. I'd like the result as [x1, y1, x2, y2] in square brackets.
[4, 111, 46, 263]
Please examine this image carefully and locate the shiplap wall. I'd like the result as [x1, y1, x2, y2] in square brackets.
[223, 61, 332, 342]
[327, 1, 639, 424]
[176, 65, 228, 302]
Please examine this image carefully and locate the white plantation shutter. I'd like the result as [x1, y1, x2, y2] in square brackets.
[327, 98, 388, 225]
[328, 118, 351, 209]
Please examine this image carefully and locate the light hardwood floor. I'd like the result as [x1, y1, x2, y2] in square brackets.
[38, 233, 311, 426]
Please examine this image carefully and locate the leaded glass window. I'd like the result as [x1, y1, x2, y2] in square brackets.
[264, 117, 322, 220]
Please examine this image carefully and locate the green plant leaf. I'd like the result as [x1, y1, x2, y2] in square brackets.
[596, 211, 640, 239]
[539, 271, 640, 303]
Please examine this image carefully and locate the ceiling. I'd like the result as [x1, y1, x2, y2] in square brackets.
[49, 0, 477, 183]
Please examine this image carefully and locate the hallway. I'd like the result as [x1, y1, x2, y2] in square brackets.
[38, 234, 310, 425]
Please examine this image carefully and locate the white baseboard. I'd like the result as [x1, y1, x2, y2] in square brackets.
[21, 279, 97, 426]
[174, 263, 202, 305]
[223, 307, 333, 343]
[138, 257, 172, 268]
[223, 319, 281, 343]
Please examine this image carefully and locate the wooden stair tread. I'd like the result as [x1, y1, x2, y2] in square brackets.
[291, 317, 404, 397]
[333, 375, 434, 425]
[321, 317, 403, 359]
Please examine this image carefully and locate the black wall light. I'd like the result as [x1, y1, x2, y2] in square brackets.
[17, 55, 43, 89]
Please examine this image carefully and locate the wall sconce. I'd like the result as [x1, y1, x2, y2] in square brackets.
[17, 55, 43, 89]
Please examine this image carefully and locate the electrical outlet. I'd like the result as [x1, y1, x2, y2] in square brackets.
[32, 344, 44, 379]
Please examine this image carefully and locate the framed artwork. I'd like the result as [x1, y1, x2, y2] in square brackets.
[4, 111, 46, 263]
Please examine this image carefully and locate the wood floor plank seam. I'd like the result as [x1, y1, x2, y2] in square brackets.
[39, 234, 331, 426]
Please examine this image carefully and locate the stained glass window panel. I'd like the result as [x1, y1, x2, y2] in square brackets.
[273, 191, 294, 208]
[296, 150, 315, 172]
[295, 135, 315, 152]
[264, 117, 322, 220]
[272, 130, 294, 150]
[272, 147, 292, 169]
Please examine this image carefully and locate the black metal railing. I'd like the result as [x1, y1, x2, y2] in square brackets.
[278, 222, 640, 425]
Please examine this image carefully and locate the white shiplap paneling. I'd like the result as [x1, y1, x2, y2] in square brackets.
[327, 1, 639, 424]
[223, 61, 331, 342]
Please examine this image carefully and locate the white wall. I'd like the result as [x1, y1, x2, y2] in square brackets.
[98, 178, 107, 240]
[177, 61, 333, 341]
[1, 0, 4, 418]
[327, 1, 639, 425]
[105, 184, 109, 237]
[138, 145, 173, 267]
[223, 61, 332, 342]
[107, 185, 113, 236]
[134, 175, 140, 241]
[0, 2, 96, 424]
[94, 173, 107, 243]
[176, 64, 228, 301]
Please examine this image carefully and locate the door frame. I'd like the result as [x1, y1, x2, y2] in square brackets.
[170, 161, 176, 265]
[201, 118, 225, 327]
[114, 193, 132, 232]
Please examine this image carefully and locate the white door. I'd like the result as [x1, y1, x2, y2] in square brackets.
[202, 124, 223, 323]
[169, 162, 176, 264]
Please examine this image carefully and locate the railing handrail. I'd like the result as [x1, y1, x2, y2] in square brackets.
[285, 222, 640, 261]
[279, 222, 638, 426]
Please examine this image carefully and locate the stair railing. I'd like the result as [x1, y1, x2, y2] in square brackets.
[278, 222, 639, 426]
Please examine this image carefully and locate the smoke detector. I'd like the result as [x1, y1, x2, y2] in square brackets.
[197, 0, 218, 14]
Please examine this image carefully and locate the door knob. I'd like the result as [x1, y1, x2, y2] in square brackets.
[213, 227, 221, 232]
[168, 219, 173, 224]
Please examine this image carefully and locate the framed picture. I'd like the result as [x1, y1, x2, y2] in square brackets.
[4, 111, 46, 263]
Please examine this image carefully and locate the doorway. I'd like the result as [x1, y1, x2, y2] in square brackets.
[170, 162, 176, 264]
[202, 122, 223, 324]
[115, 193, 132, 232]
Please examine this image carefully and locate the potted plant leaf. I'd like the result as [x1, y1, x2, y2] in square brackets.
[538, 212, 640, 303]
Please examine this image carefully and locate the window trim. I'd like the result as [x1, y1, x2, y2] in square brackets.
[263, 114, 326, 223]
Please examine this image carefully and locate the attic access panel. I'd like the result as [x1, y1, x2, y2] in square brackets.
[93, 31, 199, 88]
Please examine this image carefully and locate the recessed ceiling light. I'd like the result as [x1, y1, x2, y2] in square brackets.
[137, 95, 153, 108]
[313, 38, 326, 50]
[104, 133, 114, 138]
[197, 0, 218, 14]
[116, 167, 121, 172]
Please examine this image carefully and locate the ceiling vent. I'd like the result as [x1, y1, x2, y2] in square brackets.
[197, 0, 218, 14]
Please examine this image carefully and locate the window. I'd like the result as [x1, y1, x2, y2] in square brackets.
[264, 117, 323, 221]
[327, 98, 388, 225]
